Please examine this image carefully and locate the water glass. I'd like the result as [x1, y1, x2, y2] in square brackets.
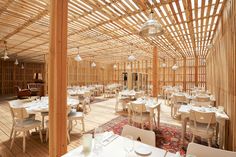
[82, 134, 92, 152]
[123, 135, 134, 157]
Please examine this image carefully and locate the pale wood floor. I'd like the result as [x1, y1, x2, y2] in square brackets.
[0, 96, 181, 157]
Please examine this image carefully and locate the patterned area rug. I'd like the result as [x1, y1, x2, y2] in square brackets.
[88, 116, 218, 155]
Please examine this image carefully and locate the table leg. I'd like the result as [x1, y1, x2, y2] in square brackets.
[150, 109, 154, 131]
[181, 115, 188, 142]
[128, 107, 131, 125]
[218, 119, 226, 149]
[157, 105, 160, 128]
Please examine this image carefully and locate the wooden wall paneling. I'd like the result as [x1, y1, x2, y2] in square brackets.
[183, 57, 187, 91]
[49, 0, 68, 156]
[206, 0, 236, 150]
[194, 56, 198, 86]
[152, 46, 158, 97]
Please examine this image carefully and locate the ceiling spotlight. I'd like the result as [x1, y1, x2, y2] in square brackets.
[128, 55, 136, 61]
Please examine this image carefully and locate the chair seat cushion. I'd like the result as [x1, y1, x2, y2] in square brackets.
[15, 119, 41, 130]
[68, 111, 84, 120]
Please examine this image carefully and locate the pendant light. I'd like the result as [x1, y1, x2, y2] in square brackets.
[128, 45, 136, 61]
[21, 63, 24, 69]
[172, 64, 178, 71]
[161, 63, 167, 67]
[1, 41, 9, 60]
[113, 64, 117, 69]
[74, 46, 82, 61]
[139, 1, 164, 37]
[14, 58, 19, 65]
[91, 62, 96, 67]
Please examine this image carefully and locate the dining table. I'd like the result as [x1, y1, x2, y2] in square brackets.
[179, 105, 229, 149]
[11, 96, 80, 114]
[128, 98, 161, 130]
[62, 134, 175, 157]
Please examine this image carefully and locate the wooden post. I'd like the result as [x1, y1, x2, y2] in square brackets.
[173, 59, 176, 86]
[183, 57, 187, 91]
[195, 56, 198, 86]
[152, 46, 158, 97]
[49, 0, 68, 156]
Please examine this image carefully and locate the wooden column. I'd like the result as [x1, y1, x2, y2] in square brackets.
[49, 0, 68, 156]
[195, 56, 198, 86]
[183, 57, 187, 91]
[152, 46, 158, 97]
[173, 59, 176, 86]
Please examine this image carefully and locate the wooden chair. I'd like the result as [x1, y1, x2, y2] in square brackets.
[187, 142, 236, 157]
[121, 125, 155, 146]
[189, 110, 217, 146]
[171, 94, 186, 117]
[8, 100, 36, 139]
[67, 106, 85, 142]
[129, 103, 155, 129]
[194, 95, 212, 107]
[8, 101, 42, 153]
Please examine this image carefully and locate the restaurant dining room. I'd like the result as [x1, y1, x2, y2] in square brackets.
[0, 0, 236, 157]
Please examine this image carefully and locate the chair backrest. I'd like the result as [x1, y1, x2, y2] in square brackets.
[121, 125, 156, 146]
[8, 100, 29, 121]
[193, 101, 212, 107]
[15, 86, 21, 92]
[84, 91, 91, 98]
[196, 95, 210, 102]
[130, 103, 146, 114]
[187, 142, 236, 157]
[173, 94, 186, 103]
[189, 110, 216, 129]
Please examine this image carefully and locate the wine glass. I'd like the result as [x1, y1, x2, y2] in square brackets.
[123, 135, 134, 157]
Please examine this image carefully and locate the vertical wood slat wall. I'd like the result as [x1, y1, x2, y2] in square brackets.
[0, 60, 44, 95]
[206, 0, 236, 151]
[67, 57, 113, 86]
[113, 57, 206, 92]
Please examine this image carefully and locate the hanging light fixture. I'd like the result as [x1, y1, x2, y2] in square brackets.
[128, 45, 136, 61]
[139, 1, 164, 37]
[74, 46, 82, 61]
[113, 64, 117, 69]
[172, 64, 178, 71]
[161, 63, 167, 67]
[21, 63, 24, 69]
[91, 62, 96, 67]
[1, 41, 9, 60]
[14, 58, 19, 65]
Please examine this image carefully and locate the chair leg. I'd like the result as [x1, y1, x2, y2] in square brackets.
[23, 131, 26, 153]
[46, 128, 49, 142]
[42, 116, 45, 130]
[9, 125, 14, 140]
[81, 119, 85, 132]
[10, 130, 16, 150]
[67, 130, 70, 144]
[191, 135, 195, 142]
[208, 138, 212, 147]
[39, 127, 43, 143]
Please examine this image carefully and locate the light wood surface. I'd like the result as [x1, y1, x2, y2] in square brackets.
[206, 0, 236, 151]
[48, 0, 68, 156]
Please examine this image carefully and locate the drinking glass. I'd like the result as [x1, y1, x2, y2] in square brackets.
[123, 135, 134, 157]
[93, 127, 104, 156]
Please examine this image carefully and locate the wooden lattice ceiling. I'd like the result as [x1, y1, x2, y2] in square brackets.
[0, 0, 226, 63]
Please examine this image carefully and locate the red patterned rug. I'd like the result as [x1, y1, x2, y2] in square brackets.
[87, 115, 219, 155]
[87, 116, 189, 155]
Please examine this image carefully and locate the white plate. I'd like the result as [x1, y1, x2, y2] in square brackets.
[134, 146, 152, 156]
